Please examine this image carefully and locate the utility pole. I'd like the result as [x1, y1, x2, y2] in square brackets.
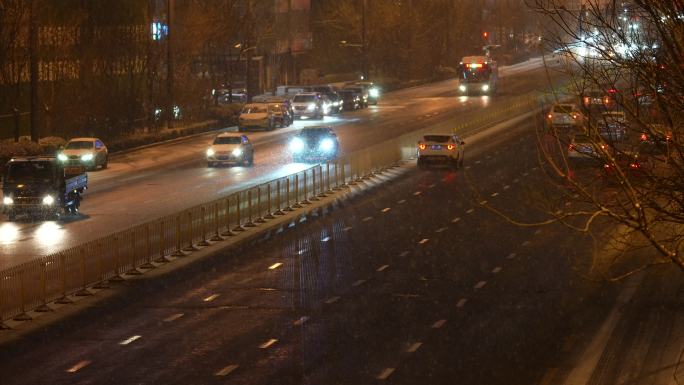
[361, 0, 368, 80]
[166, 0, 174, 128]
[245, 0, 253, 102]
[29, 0, 39, 142]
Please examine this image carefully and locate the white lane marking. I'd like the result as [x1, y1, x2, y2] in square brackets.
[203, 294, 220, 302]
[428, 183, 436, 189]
[491, 192, 499, 197]
[398, 199, 407, 204]
[479, 200, 488, 205]
[163, 313, 184, 322]
[532, 166, 539, 171]
[268, 262, 283, 270]
[523, 172, 529, 176]
[362, 216, 374, 222]
[294, 316, 309, 326]
[419, 238, 429, 244]
[325, 296, 340, 304]
[513, 178, 520, 183]
[503, 185, 510, 190]
[352, 279, 366, 287]
[435, 227, 448, 233]
[522, 240, 531, 246]
[407, 342, 423, 353]
[259, 339, 278, 349]
[466, 209, 475, 214]
[343, 226, 353, 232]
[565, 201, 572, 207]
[492, 267, 503, 274]
[432, 319, 447, 329]
[474, 281, 487, 290]
[119, 335, 142, 346]
[321, 236, 331, 242]
[215, 364, 239, 377]
[377, 368, 396, 380]
[465, 165, 472, 170]
[534, 229, 542, 236]
[66, 360, 91, 373]
[400, 251, 410, 257]
[507, 253, 517, 259]
[441, 177, 449, 182]
[376, 264, 389, 272]
[381, 207, 391, 213]
[475, 160, 482, 164]
[413, 191, 422, 196]
[452, 217, 461, 223]
[456, 298, 468, 308]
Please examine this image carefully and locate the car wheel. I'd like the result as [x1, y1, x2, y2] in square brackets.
[101, 156, 108, 169]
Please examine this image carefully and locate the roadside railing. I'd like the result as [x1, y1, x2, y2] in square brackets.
[0, 93, 540, 327]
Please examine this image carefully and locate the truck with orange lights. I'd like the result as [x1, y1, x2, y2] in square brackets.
[457, 56, 498, 95]
[1, 157, 87, 220]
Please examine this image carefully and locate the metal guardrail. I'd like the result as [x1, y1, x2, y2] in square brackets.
[0, 94, 539, 327]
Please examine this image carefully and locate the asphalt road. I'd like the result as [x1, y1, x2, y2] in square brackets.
[0, 58, 557, 269]
[0, 116, 628, 385]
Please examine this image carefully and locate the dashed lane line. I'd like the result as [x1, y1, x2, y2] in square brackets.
[492, 267, 503, 274]
[66, 360, 91, 373]
[522, 240, 532, 246]
[479, 200, 488, 205]
[400, 251, 410, 257]
[503, 185, 510, 190]
[456, 298, 468, 308]
[325, 296, 341, 304]
[376, 264, 390, 272]
[321, 236, 331, 242]
[343, 226, 353, 232]
[259, 339, 278, 349]
[268, 262, 283, 270]
[203, 294, 220, 302]
[294, 316, 310, 326]
[474, 281, 487, 290]
[507, 253, 517, 259]
[534, 229, 542, 236]
[362, 216, 374, 222]
[381, 207, 391, 213]
[452, 217, 461, 223]
[413, 191, 422, 196]
[407, 342, 423, 353]
[419, 238, 429, 244]
[398, 199, 407, 204]
[432, 319, 447, 329]
[428, 183, 436, 188]
[215, 364, 239, 377]
[466, 209, 475, 214]
[377, 368, 396, 380]
[435, 227, 448, 233]
[119, 335, 142, 346]
[490, 192, 499, 197]
[163, 313, 184, 322]
[352, 279, 367, 287]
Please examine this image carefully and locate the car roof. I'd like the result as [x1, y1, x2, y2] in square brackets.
[294, 92, 318, 96]
[216, 132, 244, 138]
[69, 137, 99, 142]
[300, 126, 333, 132]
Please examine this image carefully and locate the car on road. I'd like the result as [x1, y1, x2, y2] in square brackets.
[342, 85, 369, 108]
[639, 123, 673, 154]
[417, 134, 465, 169]
[291, 92, 325, 120]
[337, 89, 362, 111]
[289, 126, 339, 162]
[597, 111, 629, 142]
[238, 104, 280, 131]
[206, 133, 254, 167]
[547, 103, 584, 129]
[567, 133, 610, 162]
[312, 85, 343, 114]
[347, 81, 380, 105]
[58, 137, 108, 170]
[602, 151, 648, 180]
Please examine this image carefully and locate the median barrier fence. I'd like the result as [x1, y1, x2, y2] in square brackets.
[0, 93, 539, 326]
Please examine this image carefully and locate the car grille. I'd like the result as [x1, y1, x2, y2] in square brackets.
[14, 197, 42, 205]
[68, 155, 79, 160]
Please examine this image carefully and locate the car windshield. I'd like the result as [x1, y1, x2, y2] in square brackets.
[424, 135, 450, 143]
[66, 141, 94, 149]
[213, 137, 242, 145]
[5, 161, 53, 183]
[293, 95, 316, 103]
[242, 106, 267, 113]
[554, 105, 574, 113]
[300, 128, 331, 137]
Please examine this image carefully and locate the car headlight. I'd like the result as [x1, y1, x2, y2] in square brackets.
[206, 148, 215, 157]
[42, 195, 54, 206]
[459, 85, 467, 92]
[232, 148, 243, 157]
[57, 153, 68, 162]
[307, 103, 316, 111]
[290, 137, 305, 153]
[369, 88, 380, 98]
[319, 138, 335, 152]
[333, 101, 340, 107]
[81, 153, 94, 161]
[481, 84, 490, 92]
[3, 197, 13, 205]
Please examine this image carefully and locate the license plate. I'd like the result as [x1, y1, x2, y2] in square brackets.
[64, 166, 85, 174]
[431, 145, 442, 150]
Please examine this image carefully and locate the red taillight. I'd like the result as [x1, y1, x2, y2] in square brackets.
[447, 144, 455, 150]
[584, 97, 590, 104]
[630, 162, 640, 169]
[547, 113, 553, 119]
[608, 88, 617, 94]
[568, 143, 575, 150]
[604, 163, 611, 169]
[418, 143, 426, 150]
[640, 133, 648, 141]
[572, 114, 578, 119]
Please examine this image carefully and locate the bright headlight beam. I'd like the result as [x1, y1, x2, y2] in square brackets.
[42, 195, 55, 206]
[319, 138, 335, 152]
[206, 148, 215, 157]
[3, 197, 13, 205]
[57, 153, 68, 162]
[481, 84, 490, 92]
[459, 85, 467, 92]
[232, 147, 243, 157]
[369, 88, 379, 98]
[289, 137, 305, 153]
[81, 153, 94, 161]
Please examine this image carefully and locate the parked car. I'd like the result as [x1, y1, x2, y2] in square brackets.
[206, 133, 254, 167]
[58, 137, 108, 170]
[291, 92, 325, 119]
[288, 126, 339, 162]
[238, 104, 278, 131]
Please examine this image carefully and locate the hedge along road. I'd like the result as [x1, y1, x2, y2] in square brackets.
[0, 58, 557, 269]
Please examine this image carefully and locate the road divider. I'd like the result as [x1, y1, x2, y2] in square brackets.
[0, 92, 540, 327]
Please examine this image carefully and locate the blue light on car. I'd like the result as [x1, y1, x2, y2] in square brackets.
[319, 138, 335, 152]
[290, 137, 305, 153]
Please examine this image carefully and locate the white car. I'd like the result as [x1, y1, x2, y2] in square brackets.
[547, 103, 584, 128]
[238, 104, 277, 131]
[291, 92, 324, 119]
[417, 134, 465, 168]
[568, 133, 611, 161]
[58, 137, 108, 170]
[206, 133, 254, 167]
